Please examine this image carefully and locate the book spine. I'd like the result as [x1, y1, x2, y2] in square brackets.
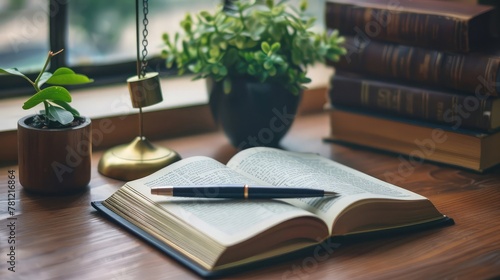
[329, 75, 496, 131]
[325, 1, 471, 52]
[326, 109, 489, 172]
[331, 37, 500, 96]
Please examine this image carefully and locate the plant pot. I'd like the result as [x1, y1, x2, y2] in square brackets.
[208, 77, 301, 149]
[17, 115, 92, 194]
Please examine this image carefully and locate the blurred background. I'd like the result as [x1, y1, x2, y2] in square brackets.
[0, 0, 324, 73]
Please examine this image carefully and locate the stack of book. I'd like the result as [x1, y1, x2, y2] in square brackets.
[325, 0, 500, 172]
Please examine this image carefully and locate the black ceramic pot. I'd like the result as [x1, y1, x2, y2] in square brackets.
[208, 77, 301, 149]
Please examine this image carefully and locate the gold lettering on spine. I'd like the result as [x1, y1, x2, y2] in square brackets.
[486, 58, 500, 95]
[361, 81, 370, 105]
[484, 59, 492, 82]
[382, 45, 390, 73]
[392, 48, 400, 76]
[457, 56, 465, 88]
[376, 88, 400, 111]
[433, 53, 443, 82]
[420, 54, 431, 80]
[437, 101, 444, 121]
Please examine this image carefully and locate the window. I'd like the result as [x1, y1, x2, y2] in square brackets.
[0, 0, 325, 98]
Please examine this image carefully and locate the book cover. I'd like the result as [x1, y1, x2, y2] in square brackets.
[329, 36, 500, 96]
[328, 73, 500, 131]
[325, 0, 496, 52]
[326, 107, 500, 171]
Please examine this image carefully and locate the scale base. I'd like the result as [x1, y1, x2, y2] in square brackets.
[98, 136, 181, 181]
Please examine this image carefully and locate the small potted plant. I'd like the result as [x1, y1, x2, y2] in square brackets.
[162, 0, 345, 148]
[1, 50, 94, 194]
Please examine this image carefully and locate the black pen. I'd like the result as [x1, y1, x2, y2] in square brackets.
[150, 185, 338, 199]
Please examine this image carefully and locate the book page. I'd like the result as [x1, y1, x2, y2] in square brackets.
[227, 147, 427, 229]
[126, 156, 324, 246]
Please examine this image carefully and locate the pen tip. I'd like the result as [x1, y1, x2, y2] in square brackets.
[323, 191, 338, 196]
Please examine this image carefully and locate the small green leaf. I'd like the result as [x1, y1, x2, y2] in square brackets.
[271, 6, 284, 16]
[51, 100, 80, 117]
[200, 11, 213, 22]
[247, 64, 256, 75]
[300, 0, 308, 12]
[255, 51, 267, 61]
[263, 60, 273, 70]
[261, 42, 271, 54]
[46, 67, 93, 85]
[47, 105, 74, 125]
[166, 55, 175, 68]
[0, 67, 28, 79]
[23, 86, 71, 110]
[209, 46, 220, 58]
[300, 76, 312, 83]
[162, 33, 169, 42]
[235, 36, 246, 49]
[268, 66, 277, 76]
[219, 65, 228, 76]
[211, 65, 219, 74]
[271, 42, 281, 53]
[37, 72, 53, 88]
[223, 48, 238, 66]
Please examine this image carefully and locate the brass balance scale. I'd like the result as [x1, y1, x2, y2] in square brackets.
[98, 0, 180, 181]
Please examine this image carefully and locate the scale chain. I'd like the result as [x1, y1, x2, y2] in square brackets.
[141, 0, 149, 78]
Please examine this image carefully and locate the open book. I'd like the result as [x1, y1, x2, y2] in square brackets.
[92, 147, 452, 277]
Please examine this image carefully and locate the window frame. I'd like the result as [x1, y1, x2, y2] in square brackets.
[0, 0, 202, 99]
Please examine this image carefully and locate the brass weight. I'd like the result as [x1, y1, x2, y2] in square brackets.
[127, 72, 163, 108]
[97, 73, 181, 180]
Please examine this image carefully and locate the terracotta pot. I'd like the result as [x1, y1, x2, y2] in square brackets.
[17, 115, 92, 194]
[208, 77, 301, 149]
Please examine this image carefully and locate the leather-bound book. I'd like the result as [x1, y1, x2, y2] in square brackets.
[325, 0, 496, 52]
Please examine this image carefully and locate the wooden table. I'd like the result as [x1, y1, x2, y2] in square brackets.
[1, 112, 499, 279]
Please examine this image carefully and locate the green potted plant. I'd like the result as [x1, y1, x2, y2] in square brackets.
[1, 50, 94, 194]
[162, 0, 345, 148]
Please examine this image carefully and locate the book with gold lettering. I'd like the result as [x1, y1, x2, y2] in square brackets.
[325, 0, 496, 52]
[329, 73, 500, 131]
[329, 37, 500, 96]
[326, 107, 500, 172]
[92, 147, 452, 277]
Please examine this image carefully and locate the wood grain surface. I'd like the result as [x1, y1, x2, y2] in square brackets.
[1, 112, 499, 280]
